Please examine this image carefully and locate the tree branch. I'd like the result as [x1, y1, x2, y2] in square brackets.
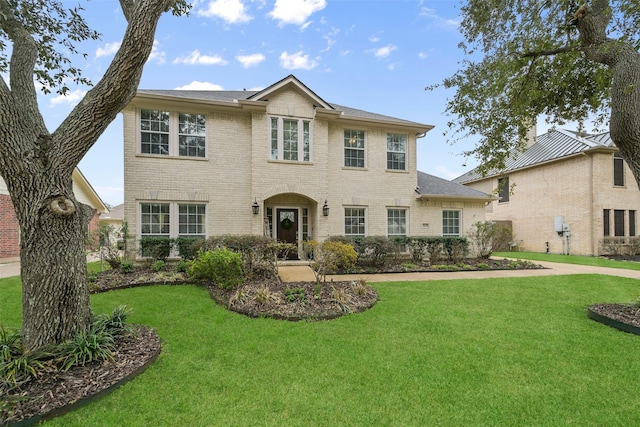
[522, 45, 577, 58]
[0, 0, 45, 130]
[119, 0, 135, 23]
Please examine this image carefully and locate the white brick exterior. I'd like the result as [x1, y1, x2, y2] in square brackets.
[123, 76, 490, 257]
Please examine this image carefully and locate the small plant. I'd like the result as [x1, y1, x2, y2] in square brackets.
[120, 260, 133, 273]
[174, 259, 190, 273]
[350, 279, 369, 296]
[254, 285, 277, 305]
[1, 350, 48, 385]
[314, 283, 322, 300]
[151, 260, 166, 272]
[93, 305, 133, 337]
[284, 288, 306, 303]
[401, 263, 417, 271]
[56, 328, 115, 372]
[229, 288, 248, 307]
[476, 263, 490, 270]
[330, 286, 353, 313]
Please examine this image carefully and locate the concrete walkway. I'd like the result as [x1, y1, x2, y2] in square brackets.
[278, 260, 640, 282]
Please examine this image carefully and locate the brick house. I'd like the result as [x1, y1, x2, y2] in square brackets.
[0, 169, 109, 262]
[453, 128, 640, 256]
[122, 75, 492, 259]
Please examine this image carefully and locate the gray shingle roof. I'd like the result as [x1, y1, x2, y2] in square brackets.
[417, 171, 492, 200]
[453, 129, 614, 184]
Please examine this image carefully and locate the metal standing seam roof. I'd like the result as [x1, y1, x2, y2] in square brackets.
[135, 90, 430, 128]
[453, 129, 614, 184]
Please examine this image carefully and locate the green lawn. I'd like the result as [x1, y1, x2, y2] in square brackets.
[2, 275, 640, 426]
[494, 251, 640, 270]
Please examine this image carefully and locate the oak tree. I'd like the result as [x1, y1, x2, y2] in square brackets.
[439, 1, 640, 184]
[0, 0, 189, 350]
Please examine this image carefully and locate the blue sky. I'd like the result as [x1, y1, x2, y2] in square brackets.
[38, 0, 477, 206]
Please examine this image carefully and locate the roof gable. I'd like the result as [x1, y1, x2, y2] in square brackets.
[417, 171, 493, 201]
[247, 75, 334, 110]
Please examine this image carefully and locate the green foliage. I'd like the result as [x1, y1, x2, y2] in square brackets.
[188, 249, 245, 290]
[284, 288, 306, 304]
[174, 259, 190, 273]
[433, 1, 625, 176]
[151, 260, 166, 272]
[120, 260, 133, 274]
[305, 240, 357, 283]
[174, 237, 203, 260]
[139, 237, 174, 261]
[92, 305, 133, 337]
[467, 221, 513, 259]
[56, 328, 115, 372]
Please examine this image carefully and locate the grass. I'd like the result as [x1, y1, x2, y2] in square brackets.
[494, 251, 640, 270]
[2, 274, 640, 425]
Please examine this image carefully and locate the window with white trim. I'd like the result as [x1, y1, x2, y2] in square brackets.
[344, 129, 365, 168]
[140, 109, 206, 158]
[387, 133, 407, 170]
[140, 202, 206, 239]
[270, 117, 312, 161]
[387, 209, 407, 238]
[442, 210, 460, 236]
[345, 207, 366, 237]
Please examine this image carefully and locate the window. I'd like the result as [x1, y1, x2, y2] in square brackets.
[630, 210, 636, 237]
[140, 109, 206, 157]
[442, 210, 460, 236]
[344, 129, 365, 168]
[614, 209, 625, 236]
[387, 209, 407, 238]
[498, 177, 509, 203]
[140, 203, 170, 237]
[614, 153, 625, 186]
[387, 134, 406, 170]
[178, 204, 206, 237]
[140, 203, 206, 239]
[345, 208, 366, 237]
[603, 209, 610, 236]
[140, 110, 169, 155]
[270, 117, 312, 162]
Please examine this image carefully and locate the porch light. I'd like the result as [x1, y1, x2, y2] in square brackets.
[252, 198, 260, 215]
[322, 200, 329, 216]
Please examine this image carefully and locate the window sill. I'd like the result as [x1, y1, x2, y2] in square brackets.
[268, 159, 314, 165]
[385, 169, 409, 174]
[342, 166, 368, 171]
[136, 153, 209, 161]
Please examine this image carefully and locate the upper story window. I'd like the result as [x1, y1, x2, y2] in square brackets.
[387, 134, 407, 170]
[498, 177, 510, 203]
[344, 129, 365, 168]
[140, 109, 206, 158]
[614, 152, 625, 186]
[270, 117, 311, 162]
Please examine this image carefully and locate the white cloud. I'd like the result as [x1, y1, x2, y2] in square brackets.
[173, 50, 229, 65]
[321, 27, 340, 52]
[198, 0, 252, 24]
[368, 35, 381, 43]
[269, 0, 326, 27]
[418, 52, 429, 60]
[174, 81, 225, 90]
[148, 40, 166, 64]
[420, 7, 460, 29]
[279, 51, 318, 70]
[96, 41, 121, 58]
[49, 89, 86, 106]
[236, 53, 266, 68]
[372, 44, 397, 59]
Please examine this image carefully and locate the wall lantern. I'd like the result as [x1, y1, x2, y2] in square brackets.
[252, 198, 260, 215]
[322, 200, 330, 217]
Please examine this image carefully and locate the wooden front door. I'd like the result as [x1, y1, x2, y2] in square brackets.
[276, 208, 299, 260]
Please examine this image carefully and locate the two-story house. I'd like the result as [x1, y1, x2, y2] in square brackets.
[122, 75, 492, 259]
[454, 128, 640, 256]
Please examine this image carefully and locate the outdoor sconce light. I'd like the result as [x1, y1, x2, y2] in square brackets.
[322, 200, 329, 217]
[252, 198, 260, 215]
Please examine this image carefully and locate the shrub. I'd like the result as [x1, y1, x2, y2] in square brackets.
[425, 238, 446, 264]
[467, 221, 513, 259]
[151, 260, 166, 272]
[443, 237, 469, 263]
[174, 237, 204, 260]
[188, 248, 245, 290]
[305, 240, 357, 283]
[358, 236, 397, 269]
[56, 328, 115, 372]
[120, 260, 133, 274]
[601, 237, 626, 256]
[139, 237, 174, 261]
[92, 305, 133, 337]
[174, 259, 190, 273]
[100, 244, 124, 269]
[404, 237, 429, 263]
[629, 236, 640, 256]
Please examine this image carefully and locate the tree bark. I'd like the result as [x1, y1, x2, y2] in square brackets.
[0, 0, 179, 350]
[573, 2, 640, 188]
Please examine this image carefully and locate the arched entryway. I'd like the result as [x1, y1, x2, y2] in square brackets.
[263, 193, 318, 260]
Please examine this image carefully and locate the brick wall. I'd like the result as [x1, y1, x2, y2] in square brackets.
[0, 194, 20, 259]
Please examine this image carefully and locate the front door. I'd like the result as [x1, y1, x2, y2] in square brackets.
[276, 208, 299, 260]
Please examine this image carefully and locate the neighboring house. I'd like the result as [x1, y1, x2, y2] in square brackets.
[99, 203, 125, 246]
[0, 168, 109, 262]
[122, 75, 492, 259]
[453, 128, 640, 256]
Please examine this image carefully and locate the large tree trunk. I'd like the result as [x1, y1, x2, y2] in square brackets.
[574, 2, 640, 187]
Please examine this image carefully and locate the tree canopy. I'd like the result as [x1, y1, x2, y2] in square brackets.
[439, 0, 640, 182]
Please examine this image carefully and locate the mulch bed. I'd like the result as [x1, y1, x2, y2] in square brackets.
[588, 303, 640, 331]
